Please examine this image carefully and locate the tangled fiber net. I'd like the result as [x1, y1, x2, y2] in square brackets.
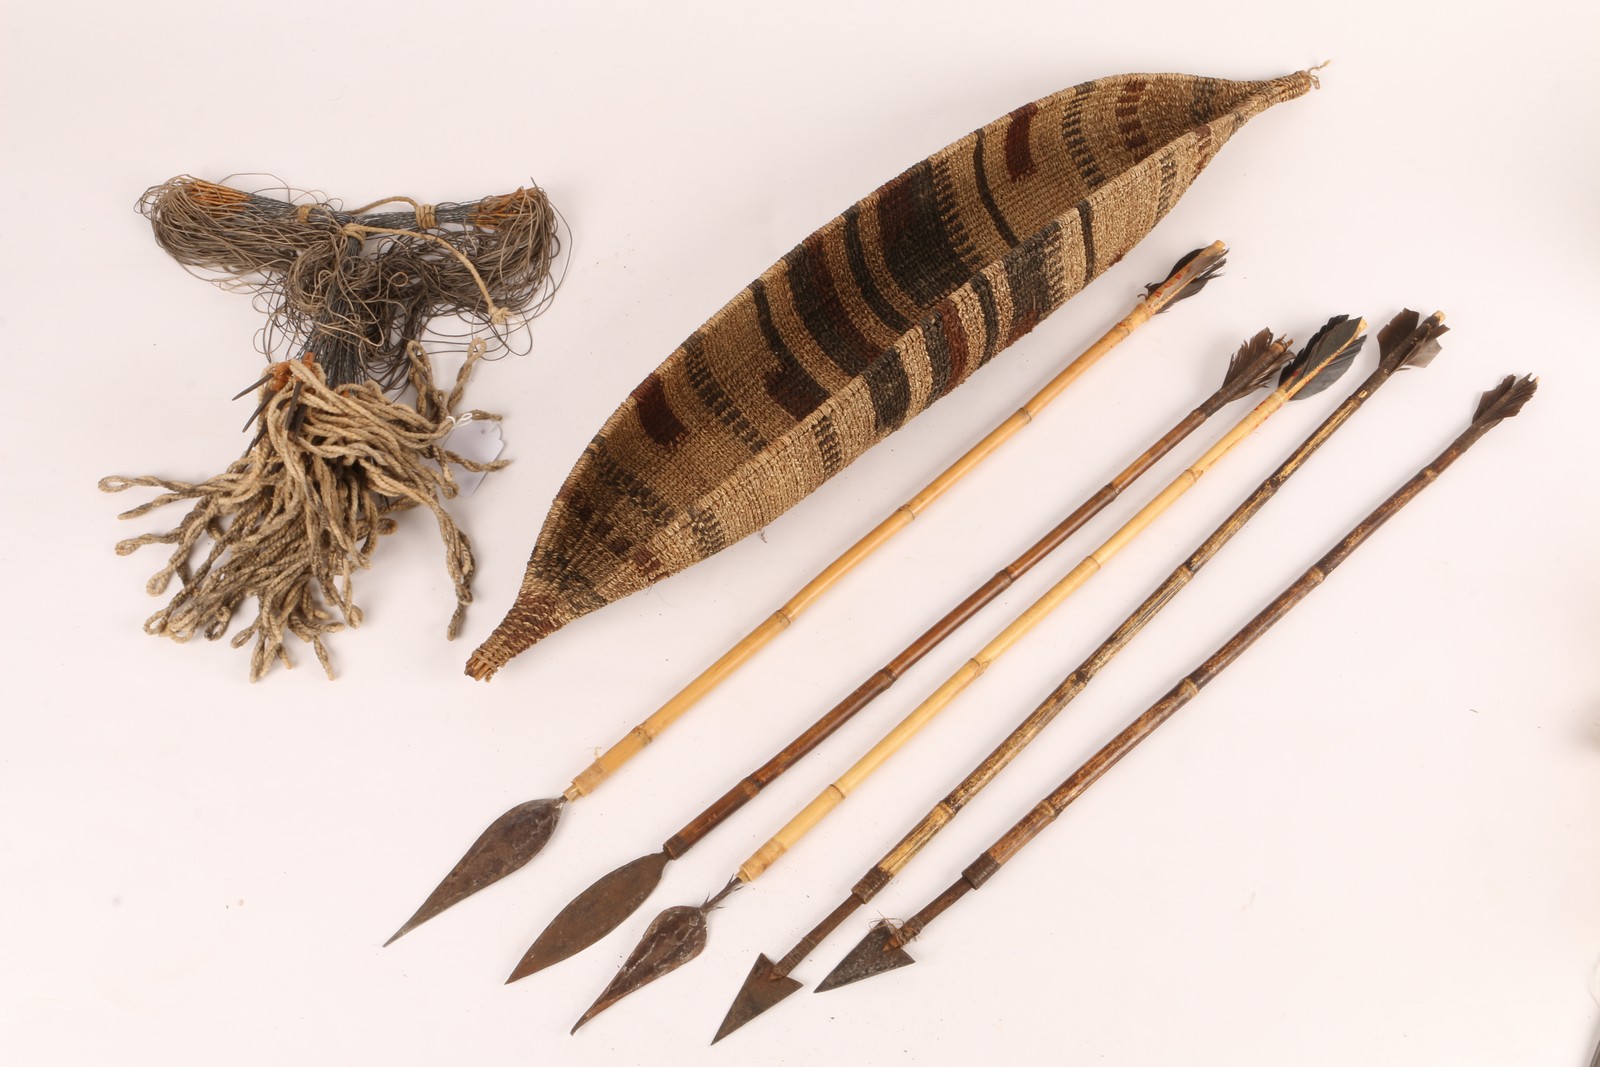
[105, 177, 561, 680]
[139, 176, 559, 390]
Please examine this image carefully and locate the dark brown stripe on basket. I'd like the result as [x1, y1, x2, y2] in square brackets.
[631, 373, 687, 449]
[863, 347, 913, 432]
[1004, 101, 1039, 179]
[784, 236, 879, 377]
[971, 129, 1018, 247]
[1060, 81, 1107, 190]
[1115, 78, 1151, 160]
[812, 412, 843, 478]
[876, 162, 971, 308]
[753, 277, 829, 420]
[841, 204, 912, 334]
[684, 335, 769, 453]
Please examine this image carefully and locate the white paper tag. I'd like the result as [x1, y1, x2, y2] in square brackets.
[441, 416, 504, 497]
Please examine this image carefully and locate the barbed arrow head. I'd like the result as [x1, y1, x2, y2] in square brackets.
[711, 953, 803, 1045]
[815, 923, 917, 992]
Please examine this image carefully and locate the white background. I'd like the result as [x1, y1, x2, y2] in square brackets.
[3, 2, 1597, 1064]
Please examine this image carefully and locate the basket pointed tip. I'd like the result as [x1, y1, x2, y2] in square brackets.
[390, 797, 564, 941]
[712, 953, 803, 1045]
[466, 581, 595, 680]
[509, 851, 673, 982]
[816, 924, 917, 992]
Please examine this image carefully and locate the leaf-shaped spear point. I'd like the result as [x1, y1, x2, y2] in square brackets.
[384, 797, 563, 946]
[570, 879, 741, 1034]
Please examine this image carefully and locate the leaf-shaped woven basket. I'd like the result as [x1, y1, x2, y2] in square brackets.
[469, 69, 1316, 679]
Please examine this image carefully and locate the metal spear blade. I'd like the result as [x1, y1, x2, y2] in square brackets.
[711, 953, 803, 1045]
[385, 797, 564, 946]
[815, 923, 917, 992]
[570, 902, 712, 1034]
[507, 850, 671, 982]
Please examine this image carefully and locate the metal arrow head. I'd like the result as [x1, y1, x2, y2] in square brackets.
[384, 797, 564, 946]
[570, 900, 714, 1034]
[815, 923, 917, 992]
[507, 850, 672, 982]
[711, 953, 803, 1045]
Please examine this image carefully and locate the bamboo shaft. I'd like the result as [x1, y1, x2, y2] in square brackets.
[893, 386, 1522, 944]
[563, 243, 1225, 801]
[737, 382, 1292, 882]
[663, 407, 1212, 857]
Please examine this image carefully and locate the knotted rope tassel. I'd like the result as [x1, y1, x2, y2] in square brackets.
[102, 343, 505, 681]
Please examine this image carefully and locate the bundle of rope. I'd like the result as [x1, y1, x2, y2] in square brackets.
[104, 178, 562, 680]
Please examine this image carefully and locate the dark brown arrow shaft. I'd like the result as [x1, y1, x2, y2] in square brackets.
[892, 376, 1530, 945]
[661, 404, 1217, 858]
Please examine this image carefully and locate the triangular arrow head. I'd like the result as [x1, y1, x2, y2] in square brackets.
[815, 924, 917, 992]
[385, 797, 563, 946]
[711, 954, 803, 1045]
[508, 850, 671, 982]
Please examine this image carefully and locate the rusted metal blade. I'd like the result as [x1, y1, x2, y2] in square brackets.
[385, 797, 564, 946]
[570, 902, 713, 1034]
[507, 850, 671, 982]
[815, 924, 916, 992]
[711, 953, 803, 1045]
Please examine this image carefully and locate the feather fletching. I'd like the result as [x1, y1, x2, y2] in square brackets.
[1146, 246, 1226, 312]
[1377, 309, 1421, 361]
[1403, 314, 1448, 370]
[1472, 374, 1538, 426]
[1217, 328, 1292, 401]
[1375, 308, 1449, 373]
[1279, 314, 1366, 399]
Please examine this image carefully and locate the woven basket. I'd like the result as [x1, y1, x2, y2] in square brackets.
[469, 70, 1315, 679]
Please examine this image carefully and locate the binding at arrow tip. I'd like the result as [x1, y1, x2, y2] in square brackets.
[815, 923, 918, 992]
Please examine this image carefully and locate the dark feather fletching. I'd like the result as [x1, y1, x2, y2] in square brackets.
[1471, 374, 1538, 426]
[1279, 314, 1366, 400]
[1217, 328, 1293, 401]
[1375, 308, 1449, 373]
[1145, 245, 1227, 312]
[1405, 327, 1447, 369]
[1377, 309, 1421, 362]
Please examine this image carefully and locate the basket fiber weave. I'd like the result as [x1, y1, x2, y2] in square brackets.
[468, 70, 1315, 679]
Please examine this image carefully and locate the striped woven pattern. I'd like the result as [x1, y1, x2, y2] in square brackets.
[468, 70, 1315, 679]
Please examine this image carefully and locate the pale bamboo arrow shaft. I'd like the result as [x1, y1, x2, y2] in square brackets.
[562, 242, 1226, 801]
[736, 382, 1291, 882]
